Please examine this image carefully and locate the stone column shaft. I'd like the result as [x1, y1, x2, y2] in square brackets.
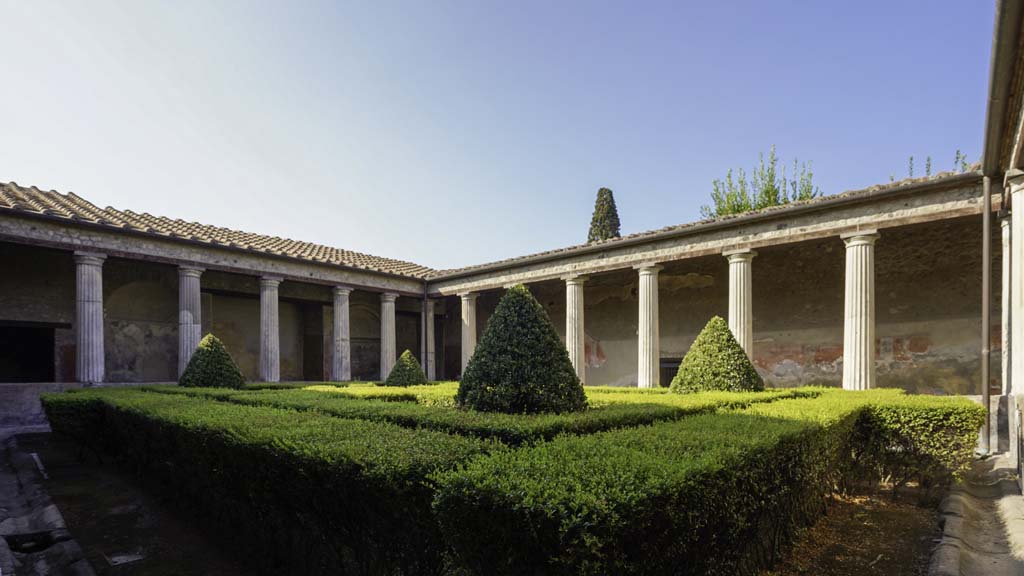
[178, 266, 204, 377]
[565, 276, 587, 383]
[380, 293, 398, 379]
[460, 293, 478, 373]
[259, 277, 281, 382]
[636, 265, 662, 388]
[332, 287, 352, 381]
[74, 252, 106, 384]
[725, 250, 756, 357]
[424, 299, 436, 381]
[842, 232, 879, 390]
[1012, 177, 1024, 398]
[1002, 216, 1012, 395]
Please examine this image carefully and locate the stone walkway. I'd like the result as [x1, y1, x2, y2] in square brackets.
[930, 454, 1024, 576]
[0, 430, 94, 575]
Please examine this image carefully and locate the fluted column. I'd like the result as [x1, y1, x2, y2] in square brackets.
[74, 252, 106, 384]
[1011, 175, 1024, 398]
[380, 293, 398, 379]
[842, 232, 879, 390]
[636, 264, 662, 388]
[565, 276, 587, 383]
[460, 293, 478, 373]
[424, 299, 436, 380]
[332, 287, 352, 381]
[177, 266, 204, 376]
[1002, 215, 1012, 394]
[259, 276, 281, 382]
[725, 250, 756, 357]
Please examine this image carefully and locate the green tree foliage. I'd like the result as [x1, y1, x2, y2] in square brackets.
[587, 187, 622, 243]
[701, 145, 820, 218]
[670, 316, 764, 393]
[384, 350, 428, 387]
[457, 285, 587, 414]
[179, 334, 245, 388]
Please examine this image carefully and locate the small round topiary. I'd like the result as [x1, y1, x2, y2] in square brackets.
[179, 334, 246, 388]
[384, 349, 428, 387]
[457, 284, 587, 414]
[670, 316, 764, 393]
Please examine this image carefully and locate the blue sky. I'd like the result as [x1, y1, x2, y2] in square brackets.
[0, 1, 994, 270]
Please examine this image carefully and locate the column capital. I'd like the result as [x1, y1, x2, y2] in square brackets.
[333, 286, 353, 297]
[840, 231, 880, 247]
[380, 292, 399, 303]
[259, 276, 282, 288]
[178, 265, 204, 278]
[1002, 212, 1013, 228]
[1005, 168, 1024, 192]
[562, 274, 588, 285]
[73, 251, 106, 266]
[723, 249, 757, 263]
[634, 263, 663, 274]
[459, 292, 479, 302]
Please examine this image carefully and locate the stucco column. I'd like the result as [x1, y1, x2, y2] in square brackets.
[74, 252, 106, 384]
[1002, 215, 1012, 395]
[724, 250, 756, 357]
[424, 299, 436, 380]
[636, 264, 662, 388]
[842, 232, 879, 390]
[565, 276, 587, 383]
[177, 266, 204, 377]
[380, 293, 398, 379]
[1011, 175, 1024, 398]
[460, 293, 478, 373]
[332, 287, 352, 381]
[259, 276, 281, 382]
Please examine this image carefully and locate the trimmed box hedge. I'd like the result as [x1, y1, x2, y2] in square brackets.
[139, 386, 813, 446]
[42, 388, 492, 575]
[431, 390, 984, 575]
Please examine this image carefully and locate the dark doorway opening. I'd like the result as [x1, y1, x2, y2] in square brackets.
[0, 324, 56, 382]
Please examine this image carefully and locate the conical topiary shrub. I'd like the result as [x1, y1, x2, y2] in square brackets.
[457, 284, 587, 414]
[670, 316, 764, 393]
[179, 334, 246, 389]
[384, 349, 428, 387]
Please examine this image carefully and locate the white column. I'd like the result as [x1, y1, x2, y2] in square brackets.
[460, 293, 478, 373]
[565, 276, 587, 383]
[74, 252, 106, 384]
[725, 250, 756, 357]
[380, 293, 398, 379]
[332, 287, 352, 381]
[177, 266, 204, 376]
[842, 232, 879, 390]
[636, 264, 662, 388]
[1002, 215, 1012, 395]
[1011, 175, 1024, 398]
[259, 276, 281, 382]
[424, 299, 436, 380]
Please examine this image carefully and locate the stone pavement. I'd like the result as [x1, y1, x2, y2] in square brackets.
[0, 429, 94, 575]
[930, 454, 1024, 576]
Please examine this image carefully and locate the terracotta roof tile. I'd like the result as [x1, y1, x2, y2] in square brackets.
[0, 182, 435, 279]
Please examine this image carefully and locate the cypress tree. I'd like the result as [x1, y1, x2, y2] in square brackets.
[457, 284, 587, 414]
[179, 334, 246, 388]
[587, 187, 622, 243]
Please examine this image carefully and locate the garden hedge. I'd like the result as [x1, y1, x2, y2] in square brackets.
[42, 389, 491, 575]
[432, 390, 984, 575]
[140, 386, 808, 446]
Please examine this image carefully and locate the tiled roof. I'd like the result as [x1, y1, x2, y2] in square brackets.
[0, 182, 435, 278]
[428, 168, 983, 279]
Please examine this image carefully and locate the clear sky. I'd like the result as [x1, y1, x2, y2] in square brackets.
[0, 1, 995, 270]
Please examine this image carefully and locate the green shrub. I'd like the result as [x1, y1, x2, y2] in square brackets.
[670, 316, 763, 393]
[141, 386, 807, 446]
[42, 388, 490, 575]
[383, 350, 428, 387]
[457, 284, 586, 414]
[178, 334, 245, 389]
